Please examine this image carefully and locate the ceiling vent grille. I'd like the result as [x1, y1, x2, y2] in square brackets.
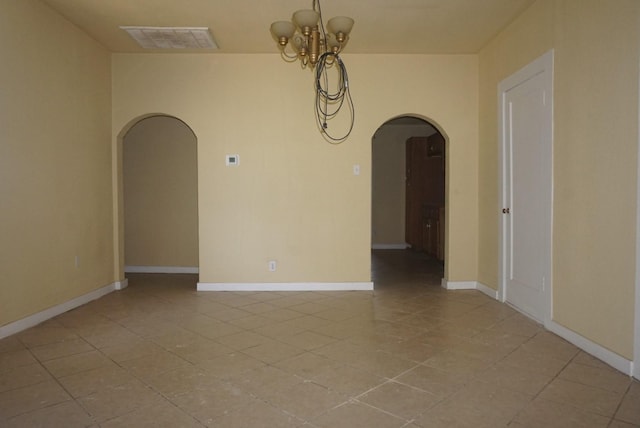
[120, 26, 218, 50]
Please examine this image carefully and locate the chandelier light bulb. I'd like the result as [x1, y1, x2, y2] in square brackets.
[270, 21, 295, 46]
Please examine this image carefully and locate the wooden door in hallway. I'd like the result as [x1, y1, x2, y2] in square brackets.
[405, 134, 445, 259]
[499, 51, 553, 323]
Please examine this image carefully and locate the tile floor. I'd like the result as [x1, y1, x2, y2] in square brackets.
[0, 250, 638, 427]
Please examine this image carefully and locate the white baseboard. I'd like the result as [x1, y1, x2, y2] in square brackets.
[115, 278, 129, 290]
[125, 266, 199, 274]
[197, 282, 374, 292]
[0, 280, 122, 340]
[371, 244, 409, 250]
[546, 320, 633, 376]
[441, 280, 499, 299]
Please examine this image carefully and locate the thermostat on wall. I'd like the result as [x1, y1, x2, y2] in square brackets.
[225, 154, 239, 166]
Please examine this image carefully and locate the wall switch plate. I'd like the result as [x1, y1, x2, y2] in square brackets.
[268, 260, 277, 272]
[226, 154, 239, 166]
[353, 164, 360, 175]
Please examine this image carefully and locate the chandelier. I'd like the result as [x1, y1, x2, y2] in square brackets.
[270, 1, 355, 143]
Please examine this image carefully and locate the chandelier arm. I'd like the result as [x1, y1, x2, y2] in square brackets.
[280, 50, 298, 62]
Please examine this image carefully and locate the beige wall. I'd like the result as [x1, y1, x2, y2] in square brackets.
[479, 0, 640, 358]
[0, 1, 113, 327]
[372, 124, 436, 247]
[112, 53, 478, 284]
[123, 116, 199, 268]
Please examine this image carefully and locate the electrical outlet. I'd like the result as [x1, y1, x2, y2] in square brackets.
[75, 255, 80, 268]
[353, 164, 360, 175]
[268, 260, 277, 272]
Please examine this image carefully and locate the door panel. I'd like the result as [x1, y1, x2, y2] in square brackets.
[500, 51, 553, 323]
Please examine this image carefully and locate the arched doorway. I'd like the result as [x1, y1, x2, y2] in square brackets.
[118, 115, 199, 277]
[371, 115, 446, 281]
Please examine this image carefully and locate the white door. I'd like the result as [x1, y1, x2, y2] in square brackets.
[499, 51, 553, 324]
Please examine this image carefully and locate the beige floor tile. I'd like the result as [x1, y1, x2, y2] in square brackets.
[4, 400, 93, 428]
[119, 349, 192, 380]
[358, 380, 439, 419]
[559, 360, 632, 394]
[211, 397, 303, 428]
[473, 363, 553, 395]
[279, 330, 338, 350]
[196, 351, 266, 380]
[169, 339, 235, 364]
[261, 308, 306, 322]
[77, 379, 166, 422]
[29, 337, 94, 361]
[42, 350, 114, 378]
[274, 351, 340, 379]
[0, 363, 52, 393]
[17, 325, 78, 347]
[226, 314, 274, 329]
[537, 377, 624, 417]
[469, 328, 531, 350]
[489, 314, 543, 337]
[267, 380, 348, 420]
[79, 325, 141, 349]
[0, 337, 26, 354]
[615, 380, 640, 425]
[349, 350, 419, 378]
[99, 339, 165, 363]
[1, 252, 635, 428]
[415, 402, 516, 428]
[311, 401, 407, 428]
[241, 340, 305, 364]
[313, 340, 372, 362]
[450, 380, 533, 418]
[58, 364, 134, 398]
[414, 380, 532, 427]
[394, 364, 469, 399]
[100, 402, 204, 427]
[447, 340, 513, 362]
[287, 301, 332, 314]
[500, 347, 569, 377]
[422, 350, 493, 377]
[0, 380, 72, 419]
[207, 307, 254, 322]
[315, 307, 360, 322]
[169, 380, 254, 425]
[510, 397, 611, 427]
[185, 319, 244, 339]
[608, 420, 640, 428]
[148, 329, 203, 351]
[277, 314, 332, 331]
[0, 348, 38, 370]
[520, 331, 580, 362]
[311, 363, 385, 397]
[230, 365, 302, 399]
[144, 365, 218, 398]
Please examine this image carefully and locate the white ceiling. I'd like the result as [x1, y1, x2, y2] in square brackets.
[40, 0, 536, 54]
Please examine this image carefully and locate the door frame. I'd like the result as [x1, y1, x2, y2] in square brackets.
[498, 50, 554, 326]
[634, 56, 640, 379]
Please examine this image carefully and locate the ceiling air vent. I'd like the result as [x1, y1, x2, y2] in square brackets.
[120, 26, 218, 50]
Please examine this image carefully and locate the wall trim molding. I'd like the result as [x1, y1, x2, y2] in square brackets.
[547, 320, 633, 376]
[125, 265, 199, 274]
[371, 244, 409, 250]
[0, 280, 122, 340]
[197, 282, 374, 292]
[441, 279, 499, 299]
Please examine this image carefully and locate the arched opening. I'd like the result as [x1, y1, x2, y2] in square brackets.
[371, 115, 447, 285]
[116, 114, 199, 282]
